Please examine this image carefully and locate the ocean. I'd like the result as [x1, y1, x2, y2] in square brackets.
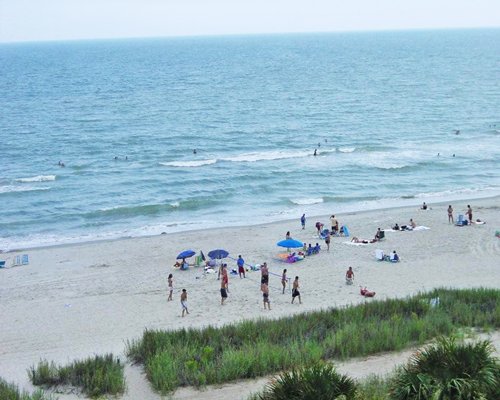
[1, 29, 499, 251]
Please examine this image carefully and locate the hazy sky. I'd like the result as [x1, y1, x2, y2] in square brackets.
[1, 0, 499, 43]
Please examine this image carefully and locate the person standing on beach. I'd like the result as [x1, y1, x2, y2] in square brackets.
[167, 273, 174, 301]
[345, 267, 354, 284]
[324, 230, 331, 252]
[285, 231, 291, 239]
[291, 276, 301, 304]
[261, 262, 269, 284]
[261, 280, 271, 310]
[220, 277, 228, 305]
[222, 264, 229, 293]
[281, 269, 287, 294]
[466, 205, 473, 223]
[448, 205, 454, 224]
[237, 255, 246, 278]
[301, 214, 306, 230]
[330, 215, 337, 233]
[181, 289, 189, 317]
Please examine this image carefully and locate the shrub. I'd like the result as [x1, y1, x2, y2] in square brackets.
[29, 354, 125, 398]
[390, 337, 500, 399]
[255, 362, 356, 400]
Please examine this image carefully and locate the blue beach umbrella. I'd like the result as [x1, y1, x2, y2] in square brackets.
[277, 239, 304, 248]
[177, 249, 196, 260]
[208, 249, 229, 260]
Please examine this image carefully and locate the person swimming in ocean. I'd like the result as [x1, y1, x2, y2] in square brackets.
[454, 130, 460, 135]
[193, 149, 197, 154]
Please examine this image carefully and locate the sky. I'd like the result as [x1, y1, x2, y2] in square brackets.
[1, 0, 499, 43]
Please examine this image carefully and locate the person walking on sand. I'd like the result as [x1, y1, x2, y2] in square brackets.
[301, 214, 306, 230]
[222, 264, 229, 293]
[291, 276, 301, 304]
[448, 205, 454, 224]
[181, 289, 189, 317]
[167, 273, 174, 301]
[220, 277, 228, 305]
[237, 255, 246, 278]
[261, 262, 269, 284]
[261, 280, 271, 310]
[281, 269, 287, 294]
[466, 205, 473, 223]
[345, 267, 354, 285]
[325, 229, 331, 252]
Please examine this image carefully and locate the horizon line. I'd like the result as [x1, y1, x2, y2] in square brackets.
[1, 25, 499, 45]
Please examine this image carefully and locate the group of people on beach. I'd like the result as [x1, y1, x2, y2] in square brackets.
[172, 202, 480, 316]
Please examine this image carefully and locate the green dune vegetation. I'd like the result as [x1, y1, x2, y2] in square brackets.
[126, 288, 500, 395]
[0, 377, 53, 400]
[249, 338, 500, 400]
[28, 354, 124, 398]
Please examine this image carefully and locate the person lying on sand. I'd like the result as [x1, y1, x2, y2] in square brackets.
[351, 237, 377, 244]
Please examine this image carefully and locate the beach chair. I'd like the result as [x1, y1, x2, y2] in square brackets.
[0, 260, 5, 269]
[377, 230, 385, 241]
[340, 225, 350, 237]
[12, 255, 21, 267]
[194, 255, 203, 267]
[456, 214, 467, 226]
[375, 249, 385, 261]
[21, 254, 29, 265]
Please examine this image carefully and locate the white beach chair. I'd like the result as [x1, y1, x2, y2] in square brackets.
[375, 249, 385, 261]
[12, 255, 21, 267]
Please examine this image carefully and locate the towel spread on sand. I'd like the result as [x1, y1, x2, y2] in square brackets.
[383, 226, 430, 232]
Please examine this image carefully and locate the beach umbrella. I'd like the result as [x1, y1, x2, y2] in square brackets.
[208, 249, 229, 259]
[277, 239, 304, 248]
[177, 249, 196, 260]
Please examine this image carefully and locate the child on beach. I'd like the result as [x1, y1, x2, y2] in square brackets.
[345, 267, 354, 285]
[261, 280, 271, 310]
[281, 269, 287, 294]
[181, 289, 189, 317]
[324, 230, 331, 252]
[237, 255, 246, 278]
[291, 276, 301, 304]
[167, 273, 173, 301]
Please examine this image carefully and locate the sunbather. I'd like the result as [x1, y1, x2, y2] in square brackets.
[351, 237, 377, 244]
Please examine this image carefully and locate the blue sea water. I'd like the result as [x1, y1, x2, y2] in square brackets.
[1, 29, 499, 250]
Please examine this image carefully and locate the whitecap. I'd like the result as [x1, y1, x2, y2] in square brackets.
[169, 201, 180, 207]
[338, 147, 356, 153]
[16, 175, 56, 183]
[159, 159, 217, 167]
[0, 185, 51, 194]
[290, 197, 324, 205]
[222, 150, 311, 163]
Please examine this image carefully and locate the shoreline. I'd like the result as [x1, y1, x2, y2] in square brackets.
[2, 193, 498, 253]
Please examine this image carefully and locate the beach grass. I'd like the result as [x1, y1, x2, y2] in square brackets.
[0, 377, 54, 400]
[28, 354, 125, 398]
[126, 288, 500, 394]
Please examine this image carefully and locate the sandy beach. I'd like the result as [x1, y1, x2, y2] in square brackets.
[1, 196, 499, 399]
